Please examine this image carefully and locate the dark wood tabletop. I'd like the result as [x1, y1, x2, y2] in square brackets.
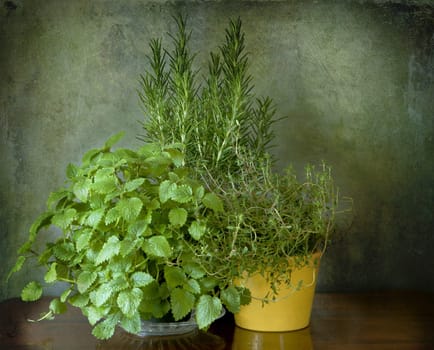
[1, 291, 433, 349]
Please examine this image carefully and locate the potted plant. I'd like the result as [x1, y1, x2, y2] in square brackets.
[8, 132, 249, 339]
[139, 15, 342, 331]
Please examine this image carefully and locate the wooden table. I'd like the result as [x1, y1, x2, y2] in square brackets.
[1, 292, 433, 349]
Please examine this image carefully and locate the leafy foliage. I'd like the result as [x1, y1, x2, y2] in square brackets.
[9, 134, 247, 339]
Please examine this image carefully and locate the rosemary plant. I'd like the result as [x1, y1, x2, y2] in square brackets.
[139, 16, 276, 185]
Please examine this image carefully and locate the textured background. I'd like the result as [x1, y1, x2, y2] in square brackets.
[1, 0, 433, 300]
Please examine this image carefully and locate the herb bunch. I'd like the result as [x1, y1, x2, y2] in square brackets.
[9, 133, 248, 339]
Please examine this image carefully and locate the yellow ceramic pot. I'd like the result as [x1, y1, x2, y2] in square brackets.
[234, 253, 320, 332]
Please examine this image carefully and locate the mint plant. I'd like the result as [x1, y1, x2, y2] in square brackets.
[8, 132, 248, 339]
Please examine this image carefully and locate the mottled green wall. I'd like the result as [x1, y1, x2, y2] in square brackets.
[1, 0, 433, 300]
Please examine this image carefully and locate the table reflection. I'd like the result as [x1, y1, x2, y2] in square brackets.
[232, 326, 313, 350]
[97, 328, 226, 350]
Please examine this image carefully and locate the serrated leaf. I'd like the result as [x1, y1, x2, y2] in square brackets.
[124, 178, 145, 192]
[76, 229, 93, 252]
[21, 281, 43, 301]
[52, 208, 76, 229]
[69, 293, 89, 307]
[171, 288, 195, 321]
[117, 288, 143, 318]
[199, 276, 219, 293]
[184, 279, 201, 295]
[188, 221, 206, 240]
[116, 197, 143, 222]
[184, 262, 206, 279]
[196, 295, 222, 329]
[53, 242, 75, 261]
[120, 312, 141, 335]
[85, 208, 105, 228]
[44, 263, 57, 283]
[202, 193, 223, 212]
[73, 179, 92, 203]
[128, 219, 148, 237]
[96, 236, 120, 265]
[221, 286, 241, 313]
[109, 276, 129, 293]
[93, 168, 117, 194]
[168, 207, 188, 227]
[164, 266, 187, 289]
[104, 131, 125, 150]
[7, 256, 26, 281]
[239, 286, 252, 306]
[172, 184, 193, 203]
[119, 238, 140, 257]
[105, 207, 119, 225]
[142, 236, 171, 258]
[131, 272, 154, 287]
[77, 271, 97, 293]
[87, 305, 110, 326]
[90, 283, 113, 307]
[49, 298, 67, 314]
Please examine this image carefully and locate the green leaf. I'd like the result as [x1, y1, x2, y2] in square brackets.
[164, 266, 187, 289]
[87, 305, 109, 326]
[53, 242, 75, 261]
[168, 208, 188, 227]
[77, 271, 97, 293]
[82, 148, 101, 166]
[120, 312, 141, 335]
[96, 236, 121, 265]
[66, 163, 79, 179]
[142, 236, 171, 258]
[184, 262, 206, 279]
[52, 208, 76, 229]
[221, 286, 241, 313]
[239, 286, 252, 306]
[109, 276, 129, 293]
[159, 180, 177, 203]
[196, 295, 222, 329]
[73, 179, 92, 203]
[117, 288, 143, 318]
[104, 131, 125, 150]
[93, 168, 117, 194]
[69, 293, 89, 307]
[119, 238, 138, 257]
[171, 288, 195, 321]
[85, 208, 105, 228]
[49, 298, 67, 314]
[202, 193, 224, 212]
[124, 178, 145, 192]
[60, 288, 72, 303]
[92, 317, 117, 340]
[46, 190, 70, 209]
[21, 281, 43, 302]
[128, 219, 149, 237]
[105, 207, 119, 225]
[76, 229, 93, 252]
[7, 256, 26, 281]
[44, 263, 57, 283]
[116, 197, 143, 222]
[90, 283, 113, 307]
[199, 276, 218, 293]
[172, 184, 193, 203]
[131, 272, 154, 287]
[194, 185, 205, 200]
[184, 279, 201, 295]
[188, 221, 206, 240]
